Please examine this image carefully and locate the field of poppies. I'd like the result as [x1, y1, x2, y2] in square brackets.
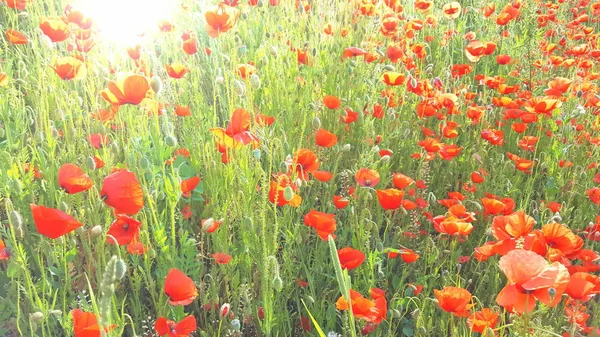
[1, 0, 600, 336]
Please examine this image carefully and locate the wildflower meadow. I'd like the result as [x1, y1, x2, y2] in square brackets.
[0, 0, 600, 336]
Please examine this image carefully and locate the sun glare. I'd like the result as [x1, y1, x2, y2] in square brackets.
[75, 0, 178, 46]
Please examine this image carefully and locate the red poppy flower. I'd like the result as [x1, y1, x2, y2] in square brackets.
[355, 168, 380, 187]
[434, 286, 474, 317]
[155, 316, 196, 337]
[400, 248, 420, 263]
[333, 195, 350, 209]
[31, 204, 83, 239]
[541, 223, 583, 261]
[58, 163, 93, 194]
[292, 148, 320, 181]
[338, 247, 365, 270]
[202, 218, 222, 233]
[323, 95, 341, 109]
[212, 252, 233, 264]
[311, 170, 333, 182]
[0, 239, 9, 260]
[303, 209, 336, 240]
[52, 56, 86, 80]
[100, 169, 144, 215]
[255, 114, 275, 126]
[164, 268, 198, 306]
[205, 4, 240, 38]
[175, 105, 191, 117]
[336, 289, 387, 323]
[381, 72, 405, 86]
[376, 189, 405, 210]
[467, 308, 498, 333]
[315, 128, 338, 148]
[127, 239, 146, 255]
[6, 0, 28, 10]
[106, 215, 141, 245]
[565, 272, 600, 302]
[72, 309, 115, 337]
[392, 173, 414, 189]
[210, 108, 260, 150]
[6, 29, 28, 44]
[181, 176, 201, 196]
[268, 173, 302, 207]
[101, 73, 151, 106]
[165, 63, 189, 79]
[496, 249, 570, 313]
[39, 17, 71, 42]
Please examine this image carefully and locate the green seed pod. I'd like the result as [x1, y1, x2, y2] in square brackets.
[0, 127, 5, 139]
[375, 242, 384, 252]
[164, 135, 178, 147]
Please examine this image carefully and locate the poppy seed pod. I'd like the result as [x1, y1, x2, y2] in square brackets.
[231, 319, 241, 331]
[283, 186, 294, 201]
[139, 157, 151, 170]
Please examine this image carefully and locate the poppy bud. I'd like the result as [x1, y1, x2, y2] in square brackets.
[305, 295, 315, 304]
[233, 80, 246, 97]
[59, 201, 69, 212]
[220, 303, 230, 318]
[238, 45, 247, 54]
[283, 186, 294, 201]
[342, 144, 351, 151]
[85, 156, 96, 170]
[49, 310, 62, 316]
[115, 258, 127, 280]
[110, 142, 119, 155]
[0, 127, 5, 139]
[9, 210, 23, 228]
[391, 309, 402, 318]
[380, 155, 390, 162]
[148, 248, 157, 258]
[30, 312, 44, 321]
[273, 276, 283, 292]
[202, 218, 215, 231]
[250, 74, 261, 88]
[252, 149, 261, 160]
[139, 157, 151, 170]
[312, 116, 321, 129]
[150, 76, 163, 94]
[349, 60, 357, 67]
[231, 319, 241, 331]
[158, 191, 166, 200]
[215, 76, 225, 85]
[371, 145, 380, 153]
[35, 131, 44, 143]
[165, 135, 178, 147]
[411, 309, 420, 319]
[91, 225, 103, 237]
[222, 54, 231, 64]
